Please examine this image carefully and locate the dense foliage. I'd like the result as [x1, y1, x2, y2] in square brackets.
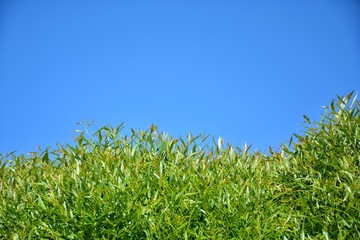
[1, 92, 359, 239]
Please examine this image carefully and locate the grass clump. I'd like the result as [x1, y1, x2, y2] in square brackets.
[0, 92, 359, 239]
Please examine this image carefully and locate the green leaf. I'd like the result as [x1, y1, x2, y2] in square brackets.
[37, 195, 46, 210]
[330, 100, 335, 112]
[303, 114, 311, 124]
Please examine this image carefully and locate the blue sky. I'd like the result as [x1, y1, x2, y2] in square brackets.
[1, 0, 359, 155]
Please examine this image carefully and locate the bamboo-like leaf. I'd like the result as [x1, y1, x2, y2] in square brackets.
[37, 195, 46, 210]
[303, 114, 311, 124]
[330, 100, 335, 112]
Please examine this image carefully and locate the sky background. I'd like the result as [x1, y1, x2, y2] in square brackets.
[1, 0, 359, 155]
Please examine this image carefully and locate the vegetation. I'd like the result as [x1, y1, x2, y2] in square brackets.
[0, 92, 359, 239]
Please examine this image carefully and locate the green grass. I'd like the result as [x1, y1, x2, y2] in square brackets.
[1, 92, 359, 239]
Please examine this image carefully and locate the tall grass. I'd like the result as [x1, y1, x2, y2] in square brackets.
[0, 92, 359, 239]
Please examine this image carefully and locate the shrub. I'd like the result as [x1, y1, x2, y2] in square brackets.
[0, 92, 359, 239]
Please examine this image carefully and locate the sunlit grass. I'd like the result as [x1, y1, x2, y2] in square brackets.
[1, 92, 359, 239]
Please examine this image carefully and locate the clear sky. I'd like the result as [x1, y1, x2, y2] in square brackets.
[1, 0, 359, 155]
